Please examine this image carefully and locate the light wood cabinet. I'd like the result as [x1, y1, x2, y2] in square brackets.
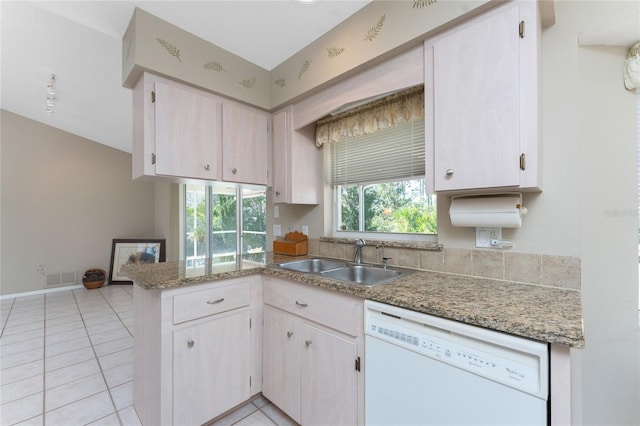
[132, 72, 269, 185]
[424, 1, 540, 193]
[133, 275, 262, 426]
[262, 277, 363, 425]
[154, 80, 222, 180]
[222, 102, 270, 185]
[173, 309, 250, 425]
[272, 106, 321, 204]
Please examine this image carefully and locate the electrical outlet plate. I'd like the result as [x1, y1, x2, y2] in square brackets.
[302, 225, 309, 235]
[475, 227, 502, 248]
[273, 224, 281, 237]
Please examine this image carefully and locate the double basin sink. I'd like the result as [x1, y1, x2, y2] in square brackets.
[276, 258, 411, 286]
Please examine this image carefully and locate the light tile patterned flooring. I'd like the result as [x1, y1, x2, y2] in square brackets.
[0, 286, 296, 426]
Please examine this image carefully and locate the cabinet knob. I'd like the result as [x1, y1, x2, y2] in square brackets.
[204, 164, 210, 171]
[305, 340, 313, 347]
[206, 298, 224, 305]
[287, 331, 294, 338]
[187, 340, 194, 348]
[232, 168, 237, 174]
[275, 191, 281, 196]
[445, 169, 454, 177]
[295, 301, 308, 308]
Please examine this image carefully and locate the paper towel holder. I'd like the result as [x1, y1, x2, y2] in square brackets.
[449, 193, 527, 249]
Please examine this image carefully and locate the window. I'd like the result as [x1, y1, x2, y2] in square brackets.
[338, 179, 436, 233]
[319, 86, 436, 237]
[330, 117, 437, 236]
[183, 183, 266, 268]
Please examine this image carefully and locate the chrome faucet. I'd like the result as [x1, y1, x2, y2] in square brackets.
[354, 239, 366, 263]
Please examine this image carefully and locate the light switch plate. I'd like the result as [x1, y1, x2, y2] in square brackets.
[302, 225, 309, 235]
[274, 206, 279, 218]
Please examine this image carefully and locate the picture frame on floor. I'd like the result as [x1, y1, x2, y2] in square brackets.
[108, 238, 166, 284]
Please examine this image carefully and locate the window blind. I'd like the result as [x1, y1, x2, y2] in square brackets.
[330, 119, 425, 186]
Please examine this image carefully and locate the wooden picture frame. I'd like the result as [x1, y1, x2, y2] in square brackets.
[108, 238, 166, 284]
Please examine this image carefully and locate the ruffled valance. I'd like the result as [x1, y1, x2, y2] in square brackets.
[315, 85, 424, 147]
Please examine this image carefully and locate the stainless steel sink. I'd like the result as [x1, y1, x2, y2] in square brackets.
[276, 257, 411, 286]
[277, 258, 348, 273]
[320, 265, 401, 286]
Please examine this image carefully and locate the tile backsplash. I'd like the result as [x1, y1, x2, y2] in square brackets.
[310, 238, 581, 290]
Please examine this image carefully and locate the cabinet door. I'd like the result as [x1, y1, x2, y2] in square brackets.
[173, 309, 250, 426]
[431, 5, 520, 191]
[272, 107, 320, 205]
[154, 81, 221, 180]
[301, 323, 358, 426]
[222, 103, 269, 185]
[272, 108, 289, 203]
[262, 307, 301, 423]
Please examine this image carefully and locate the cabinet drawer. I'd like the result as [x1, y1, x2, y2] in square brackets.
[263, 278, 360, 336]
[173, 282, 250, 324]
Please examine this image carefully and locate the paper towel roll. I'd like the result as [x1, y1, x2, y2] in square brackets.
[449, 195, 523, 228]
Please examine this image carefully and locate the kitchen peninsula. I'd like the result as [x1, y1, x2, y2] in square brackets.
[125, 253, 583, 425]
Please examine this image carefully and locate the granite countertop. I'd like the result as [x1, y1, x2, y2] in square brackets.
[123, 253, 584, 348]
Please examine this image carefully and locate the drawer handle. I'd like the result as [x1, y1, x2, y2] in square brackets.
[305, 340, 312, 347]
[287, 331, 294, 338]
[295, 301, 308, 308]
[206, 298, 225, 305]
[187, 340, 194, 348]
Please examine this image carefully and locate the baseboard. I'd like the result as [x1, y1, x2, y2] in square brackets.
[0, 284, 85, 300]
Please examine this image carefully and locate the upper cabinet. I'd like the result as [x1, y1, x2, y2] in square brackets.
[132, 72, 269, 186]
[272, 106, 321, 204]
[154, 80, 222, 180]
[222, 103, 269, 185]
[424, 1, 541, 193]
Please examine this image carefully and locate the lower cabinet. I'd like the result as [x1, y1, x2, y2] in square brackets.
[133, 276, 262, 426]
[134, 274, 362, 426]
[173, 309, 250, 425]
[262, 277, 364, 425]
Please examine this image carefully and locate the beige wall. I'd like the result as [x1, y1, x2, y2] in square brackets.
[0, 110, 158, 295]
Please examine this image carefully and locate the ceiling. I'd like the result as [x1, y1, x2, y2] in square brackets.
[0, 0, 371, 153]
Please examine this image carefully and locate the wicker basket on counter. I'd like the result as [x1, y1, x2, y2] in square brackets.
[82, 268, 106, 289]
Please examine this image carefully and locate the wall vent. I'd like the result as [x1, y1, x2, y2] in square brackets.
[45, 271, 77, 287]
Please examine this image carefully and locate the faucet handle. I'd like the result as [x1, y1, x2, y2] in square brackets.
[382, 257, 392, 269]
[356, 239, 366, 247]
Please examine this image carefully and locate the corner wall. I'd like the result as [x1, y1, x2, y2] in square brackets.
[0, 110, 158, 295]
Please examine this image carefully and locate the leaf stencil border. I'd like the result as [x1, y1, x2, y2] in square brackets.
[204, 61, 225, 72]
[156, 38, 182, 63]
[413, 0, 439, 8]
[239, 77, 257, 89]
[327, 47, 346, 58]
[364, 14, 386, 42]
[298, 60, 312, 80]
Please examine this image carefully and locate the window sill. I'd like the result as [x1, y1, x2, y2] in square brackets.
[320, 235, 442, 251]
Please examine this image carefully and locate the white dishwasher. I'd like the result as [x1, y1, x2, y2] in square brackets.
[364, 300, 549, 426]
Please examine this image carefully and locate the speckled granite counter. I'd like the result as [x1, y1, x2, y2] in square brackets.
[123, 253, 584, 348]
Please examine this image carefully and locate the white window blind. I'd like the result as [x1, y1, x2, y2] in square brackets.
[330, 119, 425, 186]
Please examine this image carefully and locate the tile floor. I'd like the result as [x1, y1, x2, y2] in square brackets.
[0, 285, 296, 426]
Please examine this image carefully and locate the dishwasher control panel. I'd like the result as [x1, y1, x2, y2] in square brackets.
[365, 301, 549, 399]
